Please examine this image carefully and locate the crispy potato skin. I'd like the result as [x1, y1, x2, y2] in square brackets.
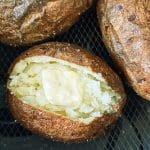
[97, 0, 150, 101]
[7, 42, 126, 143]
[0, 0, 92, 45]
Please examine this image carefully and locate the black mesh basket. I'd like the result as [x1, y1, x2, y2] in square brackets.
[0, 3, 150, 150]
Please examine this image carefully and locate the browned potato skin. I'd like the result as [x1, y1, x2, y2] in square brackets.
[7, 42, 126, 143]
[0, 0, 92, 46]
[97, 0, 150, 101]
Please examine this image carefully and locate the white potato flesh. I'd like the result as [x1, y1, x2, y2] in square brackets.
[8, 56, 121, 124]
[42, 68, 82, 108]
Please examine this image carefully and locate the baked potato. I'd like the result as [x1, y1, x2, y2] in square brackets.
[0, 0, 92, 46]
[7, 42, 126, 143]
[97, 0, 150, 101]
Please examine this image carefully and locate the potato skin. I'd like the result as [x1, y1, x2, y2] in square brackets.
[97, 0, 150, 101]
[7, 42, 126, 143]
[0, 0, 92, 46]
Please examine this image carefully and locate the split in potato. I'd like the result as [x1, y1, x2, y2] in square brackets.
[8, 56, 121, 124]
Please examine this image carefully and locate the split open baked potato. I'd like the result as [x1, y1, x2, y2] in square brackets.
[7, 42, 126, 142]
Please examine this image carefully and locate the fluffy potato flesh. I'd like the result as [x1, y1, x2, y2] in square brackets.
[8, 56, 121, 124]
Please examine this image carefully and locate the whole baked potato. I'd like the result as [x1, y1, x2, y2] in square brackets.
[7, 42, 126, 143]
[97, 0, 150, 101]
[0, 0, 92, 46]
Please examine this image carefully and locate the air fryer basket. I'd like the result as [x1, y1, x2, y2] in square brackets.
[0, 3, 150, 150]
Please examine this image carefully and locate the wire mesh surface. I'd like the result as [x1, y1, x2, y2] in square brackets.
[0, 4, 150, 150]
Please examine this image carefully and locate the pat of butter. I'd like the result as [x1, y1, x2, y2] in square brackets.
[41, 67, 83, 108]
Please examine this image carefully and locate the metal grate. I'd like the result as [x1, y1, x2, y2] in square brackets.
[0, 3, 150, 150]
